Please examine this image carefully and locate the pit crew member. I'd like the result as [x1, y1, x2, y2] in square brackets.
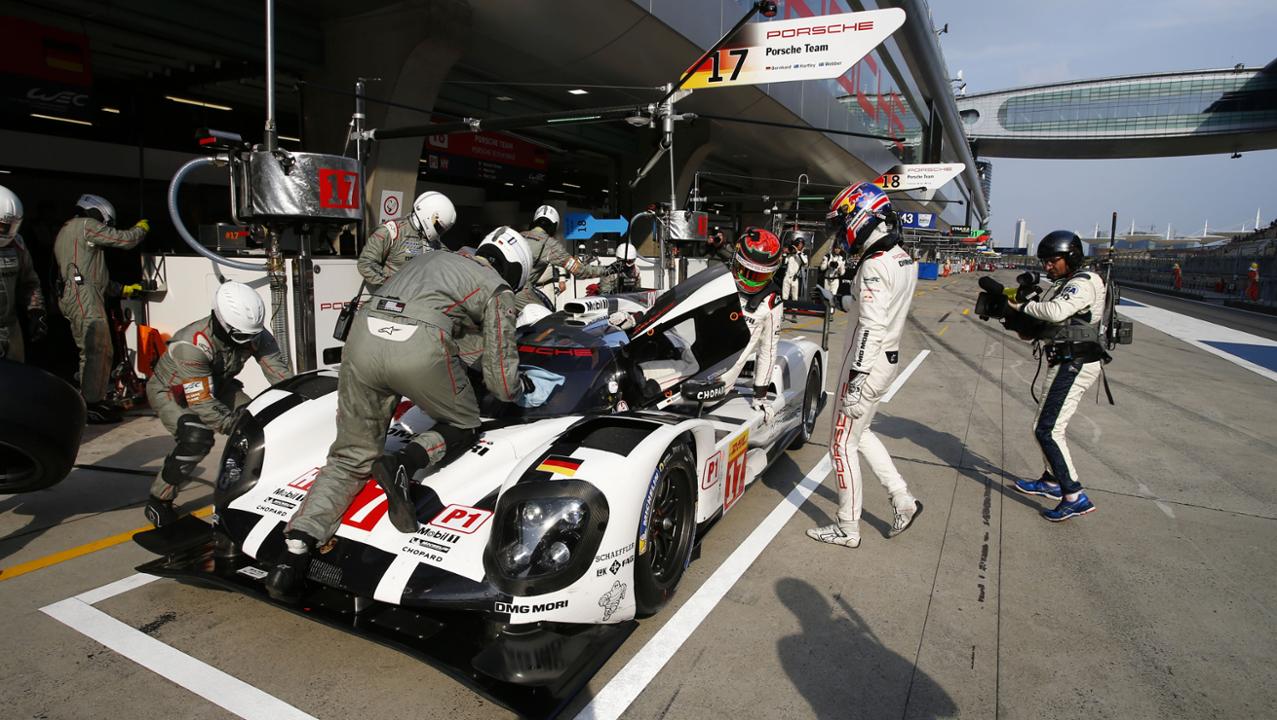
[54, 194, 149, 423]
[357, 191, 456, 291]
[595, 243, 642, 294]
[144, 282, 293, 527]
[516, 204, 615, 309]
[268, 228, 536, 602]
[0, 186, 46, 362]
[820, 245, 847, 299]
[808, 181, 921, 549]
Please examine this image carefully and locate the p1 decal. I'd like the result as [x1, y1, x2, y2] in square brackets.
[723, 430, 750, 512]
[340, 479, 390, 531]
[702, 449, 724, 490]
[430, 504, 493, 534]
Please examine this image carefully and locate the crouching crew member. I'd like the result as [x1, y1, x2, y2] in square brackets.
[0, 186, 46, 362]
[145, 282, 293, 527]
[267, 228, 535, 602]
[808, 181, 922, 549]
[1011, 231, 1106, 522]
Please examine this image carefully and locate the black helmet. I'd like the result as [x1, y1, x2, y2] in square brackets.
[1036, 230, 1084, 270]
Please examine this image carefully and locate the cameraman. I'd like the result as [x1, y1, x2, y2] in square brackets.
[1010, 231, 1106, 522]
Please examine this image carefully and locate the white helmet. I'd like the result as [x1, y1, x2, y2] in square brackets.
[212, 281, 266, 343]
[408, 191, 456, 245]
[532, 204, 560, 232]
[76, 194, 116, 226]
[476, 226, 534, 291]
[615, 243, 639, 264]
[0, 186, 21, 247]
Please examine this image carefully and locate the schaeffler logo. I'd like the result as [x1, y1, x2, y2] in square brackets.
[318, 169, 359, 209]
[765, 21, 874, 39]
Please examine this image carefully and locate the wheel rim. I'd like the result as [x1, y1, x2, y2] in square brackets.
[802, 367, 820, 434]
[0, 442, 41, 493]
[648, 465, 690, 582]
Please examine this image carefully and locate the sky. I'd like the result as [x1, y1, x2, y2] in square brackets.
[928, 0, 1277, 249]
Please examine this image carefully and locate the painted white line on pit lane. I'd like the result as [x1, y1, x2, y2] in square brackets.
[41, 575, 318, 720]
[1138, 483, 1176, 519]
[575, 455, 833, 720]
[1118, 301, 1277, 383]
[882, 349, 930, 404]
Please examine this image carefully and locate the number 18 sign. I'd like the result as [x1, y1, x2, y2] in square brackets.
[681, 8, 906, 90]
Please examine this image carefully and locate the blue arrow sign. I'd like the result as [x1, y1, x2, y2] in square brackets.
[565, 213, 629, 240]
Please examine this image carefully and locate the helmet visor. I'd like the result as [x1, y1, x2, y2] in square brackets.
[230, 329, 258, 344]
[0, 217, 19, 240]
[733, 257, 775, 293]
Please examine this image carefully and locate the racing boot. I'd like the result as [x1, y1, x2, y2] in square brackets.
[806, 523, 861, 548]
[144, 495, 179, 528]
[265, 531, 316, 603]
[86, 401, 122, 425]
[888, 500, 923, 538]
[371, 443, 431, 533]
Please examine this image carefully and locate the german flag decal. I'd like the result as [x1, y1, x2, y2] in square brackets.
[536, 456, 583, 477]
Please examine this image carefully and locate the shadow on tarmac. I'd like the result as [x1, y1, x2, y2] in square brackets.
[873, 413, 1043, 514]
[759, 454, 892, 538]
[0, 432, 209, 564]
[775, 577, 957, 719]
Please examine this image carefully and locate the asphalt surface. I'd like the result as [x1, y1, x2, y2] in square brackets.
[2, 271, 1275, 719]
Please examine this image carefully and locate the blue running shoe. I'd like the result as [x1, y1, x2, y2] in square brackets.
[1042, 493, 1096, 522]
[1014, 476, 1062, 500]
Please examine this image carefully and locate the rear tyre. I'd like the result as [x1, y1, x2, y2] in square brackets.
[789, 359, 822, 450]
[0, 359, 86, 494]
[634, 442, 696, 617]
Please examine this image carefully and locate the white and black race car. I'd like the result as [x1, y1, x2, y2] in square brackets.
[137, 264, 826, 714]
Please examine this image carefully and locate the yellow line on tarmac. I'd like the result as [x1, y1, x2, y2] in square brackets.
[784, 318, 822, 332]
[938, 326, 949, 337]
[0, 505, 214, 582]
[962, 308, 970, 316]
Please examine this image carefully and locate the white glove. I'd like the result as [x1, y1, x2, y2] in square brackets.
[608, 311, 636, 330]
[841, 371, 868, 418]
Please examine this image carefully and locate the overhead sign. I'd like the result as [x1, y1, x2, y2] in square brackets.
[897, 211, 937, 231]
[680, 9, 906, 90]
[565, 214, 630, 240]
[948, 225, 972, 236]
[873, 163, 965, 201]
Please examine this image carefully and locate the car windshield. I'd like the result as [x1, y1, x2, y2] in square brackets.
[482, 343, 622, 419]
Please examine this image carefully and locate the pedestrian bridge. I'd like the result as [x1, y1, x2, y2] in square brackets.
[957, 59, 1277, 158]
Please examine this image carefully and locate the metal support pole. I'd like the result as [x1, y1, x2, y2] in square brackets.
[264, 0, 278, 151]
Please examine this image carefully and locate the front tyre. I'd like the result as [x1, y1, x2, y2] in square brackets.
[634, 442, 696, 617]
[789, 359, 822, 450]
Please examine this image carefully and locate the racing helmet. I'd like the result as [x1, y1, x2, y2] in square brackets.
[212, 281, 266, 344]
[732, 227, 782, 294]
[615, 243, 638, 265]
[76, 193, 116, 226]
[0, 185, 21, 247]
[1036, 230, 1085, 271]
[827, 181, 892, 255]
[532, 204, 560, 236]
[408, 191, 456, 245]
[477, 226, 534, 291]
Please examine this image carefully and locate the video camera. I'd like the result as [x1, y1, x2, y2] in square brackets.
[974, 274, 1049, 337]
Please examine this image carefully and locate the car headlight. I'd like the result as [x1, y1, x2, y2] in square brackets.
[484, 480, 609, 597]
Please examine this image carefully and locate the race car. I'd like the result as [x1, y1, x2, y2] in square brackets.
[136, 264, 826, 713]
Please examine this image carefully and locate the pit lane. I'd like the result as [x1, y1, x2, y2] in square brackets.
[4, 272, 1276, 719]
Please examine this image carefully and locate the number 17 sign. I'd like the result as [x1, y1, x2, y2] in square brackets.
[681, 8, 905, 90]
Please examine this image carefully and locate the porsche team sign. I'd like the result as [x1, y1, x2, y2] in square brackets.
[681, 8, 906, 89]
[873, 163, 966, 200]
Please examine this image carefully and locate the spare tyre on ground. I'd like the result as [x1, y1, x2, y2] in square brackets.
[0, 359, 86, 494]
